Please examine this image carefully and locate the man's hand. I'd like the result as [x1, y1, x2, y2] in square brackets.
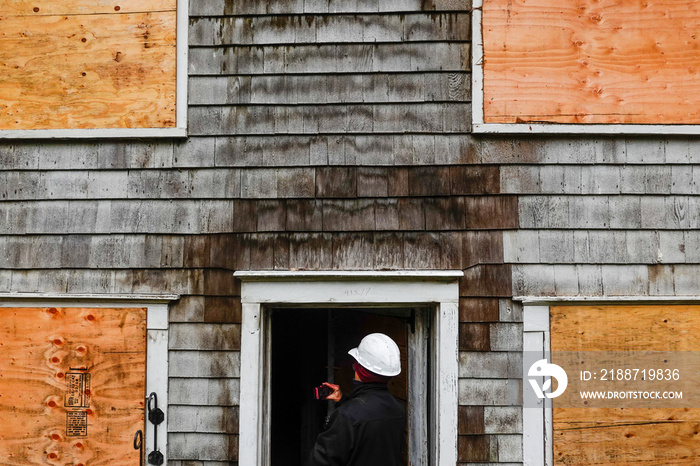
[322, 382, 342, 402]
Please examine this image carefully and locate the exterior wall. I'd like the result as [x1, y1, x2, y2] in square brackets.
[500, 138, 700, 298]
[2, 0, 699, 465]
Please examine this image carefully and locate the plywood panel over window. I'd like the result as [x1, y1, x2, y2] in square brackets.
[0, 0, 177, 132]
[482, 0, 700, 125]
[0, 307, 147, 465]
[550, 305, 700, 465]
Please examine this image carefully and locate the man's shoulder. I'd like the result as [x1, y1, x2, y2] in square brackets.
[336, 389, 404, 424]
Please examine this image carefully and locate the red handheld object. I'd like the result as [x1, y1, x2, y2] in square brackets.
[314, 384, 334, 400]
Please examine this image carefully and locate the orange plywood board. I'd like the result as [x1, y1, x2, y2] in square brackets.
[482, 0, 700, 124]
[0, 2, 176, 130]
[550, 305, 700, 465]
[0, 307, 147, 465]
[0, 0, 176, 16]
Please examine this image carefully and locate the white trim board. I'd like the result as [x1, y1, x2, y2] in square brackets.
[0, 295, 177, 463]
[516, 296, 700, 305]
[522, 304, 552, 466]
[471, 0, 700, 135]
[0, 0, 188, 140]
[235, 270, 462, 466]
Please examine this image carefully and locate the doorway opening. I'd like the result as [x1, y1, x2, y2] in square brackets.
[269, 307, 430, 466]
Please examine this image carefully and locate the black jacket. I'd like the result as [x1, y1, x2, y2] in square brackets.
[308, 382, 406, 466]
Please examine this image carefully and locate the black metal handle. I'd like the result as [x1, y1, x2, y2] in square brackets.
[133, 430, 143, 466]
[146, 392, 164, 465]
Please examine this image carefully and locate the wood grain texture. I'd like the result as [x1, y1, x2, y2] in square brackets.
[551, 305, 700, 465]
[189, 0, 470, 15]
[189, 13, 468, 45]
[188, 43, 470, 75]
[483, 0, 700, 124]
[0, 6, 176, 130]
[550, 305, 700, 351]
[0, 0, 175, 16]
[0, 307, 146, 465]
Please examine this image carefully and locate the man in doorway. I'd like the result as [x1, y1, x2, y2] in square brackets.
[307, 333, 406, 466]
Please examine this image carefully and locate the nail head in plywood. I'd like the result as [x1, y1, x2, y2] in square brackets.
[0, 2, 177, 132]
[0, 307, 147, 465]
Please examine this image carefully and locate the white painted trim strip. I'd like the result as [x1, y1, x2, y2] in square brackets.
[523, 306, 549, 332]
[471, 3, 485, 128]
[176, 0, 188, 130]
[238, 303, 265, 466]
[515, 296, 700, 305]
[146, 308, 169, 464]
[0, 127, 187, 139]
[523, 331, 545, 466]
[543, 331, 553, 466]
[241, 280, 460, 304]
[436, 301, 459, 466]
[0, 293, 180, 302]
[474, 123, 700, 135]
[234, 270, 464, 281]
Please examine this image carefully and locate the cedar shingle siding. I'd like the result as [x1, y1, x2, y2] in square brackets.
[3, 0, 699, 464]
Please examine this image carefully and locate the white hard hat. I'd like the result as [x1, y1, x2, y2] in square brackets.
[348, 333, 401, 377]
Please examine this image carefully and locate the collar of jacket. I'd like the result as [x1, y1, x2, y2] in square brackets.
[348, 381, 390, 398]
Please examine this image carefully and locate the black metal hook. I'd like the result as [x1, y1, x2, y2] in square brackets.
[146, 392, 164, 465]
[133, 430, 143, 466]
[147, 392, 158, 414]
[133, 429, 143, 450]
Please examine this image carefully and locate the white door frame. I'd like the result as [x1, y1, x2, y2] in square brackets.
[235, 271, 462, 466]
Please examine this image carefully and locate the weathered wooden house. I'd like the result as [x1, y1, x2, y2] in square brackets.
[1, 0, 699, 464]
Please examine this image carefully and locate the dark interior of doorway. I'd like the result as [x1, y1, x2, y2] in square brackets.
[270, 308, 411, 466]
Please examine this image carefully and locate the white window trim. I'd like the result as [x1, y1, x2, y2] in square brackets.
[522, 304, 553, 466]
[0, 0, 188, 140]
[471, 0, 700, 135]
[234, 270, 462, 466]
[519, 296, 700, 466]
[0, 293, 179, 463]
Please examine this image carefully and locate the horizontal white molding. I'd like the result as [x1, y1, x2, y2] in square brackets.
[473, 123, 700, 135]
[234, 270, 464, 281]
[0, 293, 180, 303]
[516, 296, 700, 305]
[0, 127, 187, 139]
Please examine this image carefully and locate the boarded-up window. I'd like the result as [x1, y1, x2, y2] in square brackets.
[0, 307, 147, 464]
[481, 0, 700, 125]
[550, 305, 700, 464]
[0, 1, 178, 134]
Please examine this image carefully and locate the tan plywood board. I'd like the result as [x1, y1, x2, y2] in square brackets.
[0, 307, 147, 465]
[0, 3, 176, 130]
[482, 0, 700, 124]
[0, 0, 175, 16]
[550, 305, 700, 465]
